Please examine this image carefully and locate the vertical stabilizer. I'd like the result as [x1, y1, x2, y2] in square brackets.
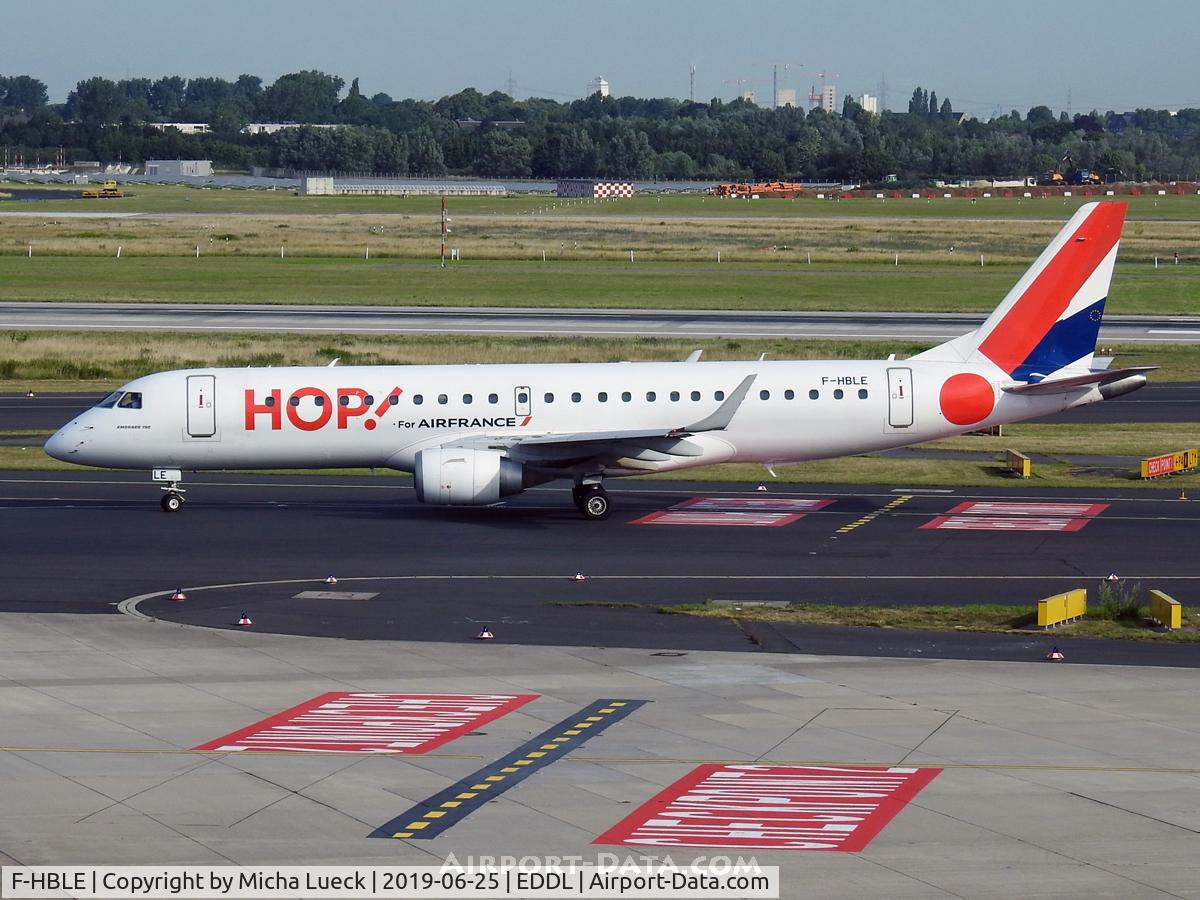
[912, 201, 1126, 381]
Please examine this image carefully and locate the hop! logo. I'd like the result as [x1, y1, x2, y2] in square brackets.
[245, 387, 403, 431]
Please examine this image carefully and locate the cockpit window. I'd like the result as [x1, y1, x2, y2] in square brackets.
[95, 390, 123, 409]
[116, 391, 143, 409]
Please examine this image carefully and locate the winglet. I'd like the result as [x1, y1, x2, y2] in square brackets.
[679, 374, 756, 433]
[685, 349, 703, 363]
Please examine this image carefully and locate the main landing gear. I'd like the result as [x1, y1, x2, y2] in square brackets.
[572, 482, 611, 521]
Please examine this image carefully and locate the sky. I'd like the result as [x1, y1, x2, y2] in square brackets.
[6, 0, 1198, 116]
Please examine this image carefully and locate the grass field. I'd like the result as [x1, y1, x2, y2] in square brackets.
[0, 256, 1197, 314]
[661, 601, 1200, 642]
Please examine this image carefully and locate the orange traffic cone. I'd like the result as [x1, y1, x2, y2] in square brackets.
[237, 612, 253, 627]
[325, 575, 338, 585]
[476, 625, 494, 640]
[170, 587, 187, 602]
[1045, 647, 1065, 661]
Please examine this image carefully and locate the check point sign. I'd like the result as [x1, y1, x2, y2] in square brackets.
[596, 764, 941, 851]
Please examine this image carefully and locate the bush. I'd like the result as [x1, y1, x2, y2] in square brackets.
[1091, 578, 1143, 620]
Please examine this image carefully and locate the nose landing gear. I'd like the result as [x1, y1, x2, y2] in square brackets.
[153, 467, 186, 512]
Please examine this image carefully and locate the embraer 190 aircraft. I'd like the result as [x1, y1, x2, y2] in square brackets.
[46, 201, 1150, 520]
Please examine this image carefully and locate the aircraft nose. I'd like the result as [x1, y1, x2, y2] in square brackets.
[44, 423, 83, 461]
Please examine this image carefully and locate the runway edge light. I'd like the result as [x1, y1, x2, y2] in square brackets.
[170, 587, 187, 602]
[1046, 647, 1066, 661]
[238, 612, 253, 627]
[573, 573, 587, 582]
[325, 574, 338, 585]
[476, 625, 494, 640]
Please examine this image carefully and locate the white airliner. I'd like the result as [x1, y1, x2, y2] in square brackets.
[46, 201, 1150, 519]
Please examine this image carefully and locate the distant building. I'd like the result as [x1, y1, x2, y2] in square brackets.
[809, 84, 836, 112]
[557, 179, 633, 199]
[144, 159, 212, 177]
[241, 123, 339, 136]
[775, 89, 797, 108]
[857, 93, 878, 114]
[588, 76, 610, 98]
[147, 122, 211, 135]
[740, 91, 756, 104]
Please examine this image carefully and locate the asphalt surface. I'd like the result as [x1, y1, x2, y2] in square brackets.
[4, 301, 1200, 343]
[5, 380, 1196, 434]
[4, 470, 1197, 666]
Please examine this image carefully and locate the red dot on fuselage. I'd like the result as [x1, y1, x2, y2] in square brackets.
[364, 419, 377, 430]
[939, 373, 994, 425]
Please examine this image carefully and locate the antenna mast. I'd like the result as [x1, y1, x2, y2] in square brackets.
[440, 194, 447, 269]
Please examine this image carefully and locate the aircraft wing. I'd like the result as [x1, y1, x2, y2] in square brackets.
[438, 374, 756, 464]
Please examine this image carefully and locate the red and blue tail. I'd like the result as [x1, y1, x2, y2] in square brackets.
[915, 201, 1126, 382]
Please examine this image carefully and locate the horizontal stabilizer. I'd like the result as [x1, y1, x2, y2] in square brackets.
[1002, 366, 1157, 395]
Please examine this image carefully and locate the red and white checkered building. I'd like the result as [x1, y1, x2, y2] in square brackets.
[557, 179, 634, 199]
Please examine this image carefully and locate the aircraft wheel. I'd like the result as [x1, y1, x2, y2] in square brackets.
[581, 488, 611, 521]
[161, 493, 183, 512]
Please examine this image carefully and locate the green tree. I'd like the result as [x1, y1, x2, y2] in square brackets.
[260, 71, 345, 122]
[0, 75, 48, 110]
[474, 130, 532, 176]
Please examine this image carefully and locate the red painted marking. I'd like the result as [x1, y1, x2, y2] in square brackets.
[939, 373, 995, 425]
[631, 497, 833, 527]
[922, 515, 1091, 532]
[595, 764, 940, 851]
[373, 387, 403, 418]
[676, 497, 835, 513]
[978, 202, 1125, 373]
[520, 415, 532, 426]
[945, 501, 1108, 517]
[193, 693, 537, 754]
[634, 510, 805, 527]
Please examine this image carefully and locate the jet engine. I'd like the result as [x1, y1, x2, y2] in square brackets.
[413, 447, 526, 505]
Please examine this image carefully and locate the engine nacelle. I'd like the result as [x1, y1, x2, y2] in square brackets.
[413, 447, 526, 505]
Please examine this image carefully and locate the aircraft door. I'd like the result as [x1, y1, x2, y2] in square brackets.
[514, 385, 532, 417]
[886, 367, 913, 429]
[186, 374, 217, 438]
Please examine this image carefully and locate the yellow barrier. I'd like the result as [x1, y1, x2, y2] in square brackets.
[1037, 588, 1087, 628]
[1140, 447, 1199, 479]
[1006, 450, 1031, 478]
[1148, 589, 1182, 630]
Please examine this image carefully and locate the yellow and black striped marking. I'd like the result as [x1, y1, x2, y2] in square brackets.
[836, 495, 913, 535]
[373, 699, 646, 840]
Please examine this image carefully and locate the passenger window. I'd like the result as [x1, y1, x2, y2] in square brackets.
[95, 390, 122, 409]
[517, 391, 528, 404]
[670, 391, 680, 401]
[622, 391, 631, 402]
[264, 396, 276, 407]
[338, 394, 350, 406]
[834, 389, 844, 399]
[572, 392, 582, 403]
[598, 392, 608, 402]
[714, 390, 725, 401]
[413, 395, 424, 405]
[784, 389, 795, 400]
[289, 396, 300, 407]
[438, 394, 449, 405]
[809, 389, 819, 400]
[690, 390, 700, 401]
[488, 393, 498, 404]
[388, 394, 400, 405]
[463, 394, 472, 404]
[544, 393, 554, 403]
[759, 390, 770, 400]
[646, 391, 656, 401]
[858, 388, 868, 399]
[364, 395, 374, 405]
[314, 395, 324, 407]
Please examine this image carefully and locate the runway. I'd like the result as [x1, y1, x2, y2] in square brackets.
[4, 300, 1200, 343]
[3, 470, 1196, 666]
